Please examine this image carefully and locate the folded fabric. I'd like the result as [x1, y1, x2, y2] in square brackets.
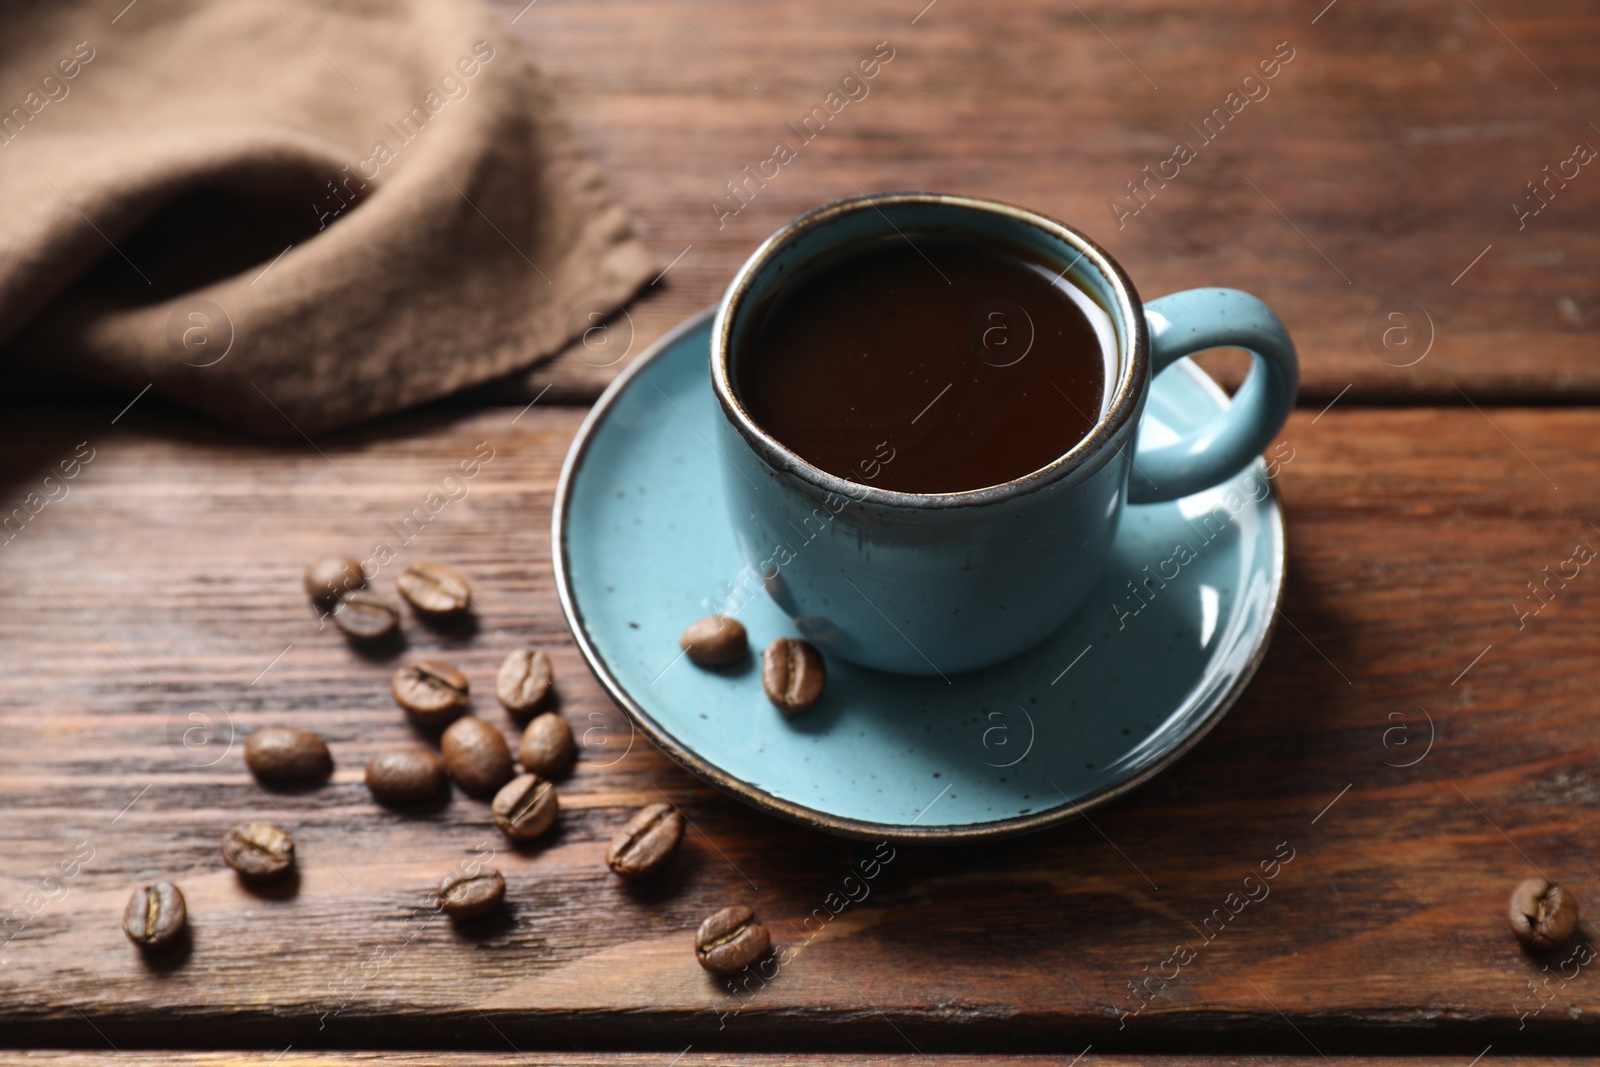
[0, 0, 654, 436]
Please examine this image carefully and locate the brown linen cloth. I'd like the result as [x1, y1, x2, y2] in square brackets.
[0, 0, 654, 436]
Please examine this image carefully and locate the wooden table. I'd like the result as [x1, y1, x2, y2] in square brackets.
[4, 0, 1600, 1064]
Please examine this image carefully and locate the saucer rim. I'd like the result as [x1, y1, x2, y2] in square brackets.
[552, 306, 1286, 845]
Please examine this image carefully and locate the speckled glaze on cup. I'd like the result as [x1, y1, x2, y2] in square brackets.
[711, 192, 1298, 675]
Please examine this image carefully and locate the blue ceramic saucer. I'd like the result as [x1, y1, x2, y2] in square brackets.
[554, 308, 1285, 843]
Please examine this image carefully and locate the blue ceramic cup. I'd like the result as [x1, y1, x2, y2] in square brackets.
[711, 192, 1297, 675]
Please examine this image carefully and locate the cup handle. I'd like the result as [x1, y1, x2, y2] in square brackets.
[1127, 288, 1299, 505]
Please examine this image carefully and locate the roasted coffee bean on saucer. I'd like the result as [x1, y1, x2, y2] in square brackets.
[680, 615, 747, 667]
[761, 637, 825, 714]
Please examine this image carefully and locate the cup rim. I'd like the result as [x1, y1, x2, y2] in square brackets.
[711, 191, 1150, 509]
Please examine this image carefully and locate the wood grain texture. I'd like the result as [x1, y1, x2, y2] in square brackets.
[481, 0, 1600, 403]
[1, 403, 1599, 1052]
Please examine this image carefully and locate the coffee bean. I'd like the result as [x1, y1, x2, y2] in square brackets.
[440, 716, 514, 797]
[607, 802, 684, 880]
[397, 561, 471, 615]
[496, 649, 553, 718]
[761, 637, 825, 714]
[1510, 876, 1579, 949]
[245, 727, 332, 783]
[365, 749, 448, 804]
[391, 661, 470, 725]
[304, 555, 365, 605]
[695, 904, 770, 975]
[122, 882, 186, 949]
[681, 615, 748, 667]
[518, 712, 575, 779]
[491, 773, 559, 842]
[221, 822, 295, 881]
[437, 866, 504, 921]
[332, 590, 400, 641]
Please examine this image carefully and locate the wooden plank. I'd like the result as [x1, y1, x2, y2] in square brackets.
[475, 0, 1600, 404]
[1, 403, 1599, 1052]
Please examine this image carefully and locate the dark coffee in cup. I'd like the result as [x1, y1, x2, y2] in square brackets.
[735, 231, 1116, 494]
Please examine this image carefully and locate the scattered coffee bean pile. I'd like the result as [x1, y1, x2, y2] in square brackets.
[119, 575, 1579, 980]
[121, 556, 759, 979]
